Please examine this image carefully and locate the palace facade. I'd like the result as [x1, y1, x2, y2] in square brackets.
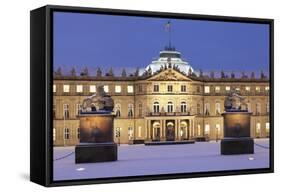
[53, 47, 270, 146]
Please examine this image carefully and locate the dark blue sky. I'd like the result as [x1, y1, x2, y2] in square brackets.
[53, 11, 269, 75]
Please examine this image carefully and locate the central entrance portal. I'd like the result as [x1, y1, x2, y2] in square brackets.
[166, 121, 175, 141]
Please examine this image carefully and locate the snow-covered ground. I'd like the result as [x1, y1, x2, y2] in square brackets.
[53, 139, 270, 181]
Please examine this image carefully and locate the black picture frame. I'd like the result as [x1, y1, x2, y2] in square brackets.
[30, 4, 274, 187]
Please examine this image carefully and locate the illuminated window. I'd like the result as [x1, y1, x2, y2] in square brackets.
[235, 87, 240, 92]
[215, 86, 220, 92]
[127, 85, 134, 93]
[63, 85, 70, 92]
[77, 128, 80, 139]
[115, 85, 121, 93]
[256, 123, 261, 137]
[266, 122, 270, 136]
[181, 85, 186, 92]
[89, 85, 96, 93]
[64, 128, 70, 140]
[256, 86, 261, 92]
[216, 124, 220, 134]
[53, 84, 56, 92]
[204, 86, 210, 93]
[76, 85, 83, 93]
[138, 126, 142, 137]
[153, 102, 160, 113]
[104, 85, 109, 93]
[128, 127, 134, 140]
[53, 128, 56, 141]
[197, 124, 201, 136]
[225, 86, 230, 91]
[167, 85, 173, 92]
[205, 124, 210, 136]
[180, 101, 187, 113]
[63, 104, 69, 119]
[153, 84, 159, 92]
[265, 86, 270, 91]
[245, 86, 251, 91]
[167, 101, 173, 113]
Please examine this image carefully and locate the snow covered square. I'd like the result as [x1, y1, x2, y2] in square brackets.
[53, 139, 269, 181]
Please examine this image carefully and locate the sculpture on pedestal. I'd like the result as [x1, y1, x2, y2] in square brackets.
[221, 90, 254, 155]
[75, 85, 117, 163]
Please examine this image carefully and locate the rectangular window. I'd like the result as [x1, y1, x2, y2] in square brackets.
[53, 84, 56, 92]
[265, 86, 270, 91]
[256, 86, 260, 92]
[76, 104, 81, 116]
[128, 127, 133, 140]
[266, 122, 270, 136]
[63, 85, 70, 92]
[197, 124, 201, 136]
[63, 104, 69, 119]
[138, 85, 142, 92]
[225, 86, 230, 91]
[197, 86, 200, 93]
[167, 85, 173, 92]
[89, 85, 96, 93]
[76, 85, 83, 93]
[256, 123, 261, 137]
[115, 85, 121, 93]
[153, 84, 159, 92]
[138, 126, 142, 138]
[181, 85, 186, 92]
[235, 87, 240, 92]
[104, 85, 109, 93]
[64, 128, 70, 140]
[245, 86, 251, 91]
[205, 124, 210, 136]
[215, 86, 220, 92]
[204, 86, 210, 93]
[127, 85, 134, 93]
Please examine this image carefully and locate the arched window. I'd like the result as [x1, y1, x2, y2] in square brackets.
[197, 103, 201, 115]
[167, 101, 173, 113]
[215, 102, 220, 115]
[180, 101, 187, 113]
[256, 103, 261, 115]
[115, 103, 121, 117]
[128, 103, 134, 117]
[204, 103, 210, 116]
[153, 102, 160, 113]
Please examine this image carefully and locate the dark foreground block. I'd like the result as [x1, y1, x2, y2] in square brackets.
[75, 142, 117, 163]
[221, 137, 254, 155]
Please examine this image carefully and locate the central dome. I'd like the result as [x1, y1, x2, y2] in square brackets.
[145, 47, 194, 75]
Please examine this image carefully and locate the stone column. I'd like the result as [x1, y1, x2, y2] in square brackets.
[163, 120, 166, 139]
[160, 120, 163, 139]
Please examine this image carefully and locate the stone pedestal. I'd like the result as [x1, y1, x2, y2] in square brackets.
[75, 143, 117, 163]
[75, 114, 117, 163]
[221, 112, 254, 155]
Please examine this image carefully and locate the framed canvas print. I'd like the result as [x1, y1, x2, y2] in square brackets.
[30, 5, 274, 187]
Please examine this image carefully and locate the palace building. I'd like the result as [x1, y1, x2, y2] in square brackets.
[53, 47, 270, 146]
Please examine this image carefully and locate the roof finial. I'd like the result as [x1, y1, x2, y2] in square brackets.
[165, 21, 172, 49]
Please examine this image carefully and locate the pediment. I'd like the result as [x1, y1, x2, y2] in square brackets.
[147, 69, 192, 81]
